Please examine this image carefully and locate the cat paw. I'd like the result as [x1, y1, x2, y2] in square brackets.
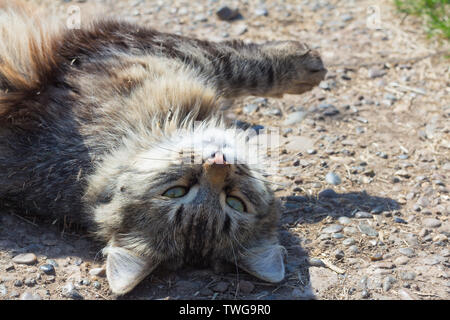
[263, 41, 327, 96]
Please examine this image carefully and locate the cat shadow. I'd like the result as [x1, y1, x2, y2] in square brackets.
[277, 189, 400, 299]
[0, 212, 105, 276]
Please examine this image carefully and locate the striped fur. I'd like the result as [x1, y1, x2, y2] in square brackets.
[0, 2, 326, 295]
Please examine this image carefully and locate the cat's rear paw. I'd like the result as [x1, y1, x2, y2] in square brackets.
[263, 41, 327, 96]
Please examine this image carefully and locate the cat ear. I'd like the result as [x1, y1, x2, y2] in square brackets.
[238, 243, 286, 283]
[104, 246, 159, 295]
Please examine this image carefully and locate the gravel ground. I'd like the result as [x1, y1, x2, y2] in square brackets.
[0, 0, 449, 300]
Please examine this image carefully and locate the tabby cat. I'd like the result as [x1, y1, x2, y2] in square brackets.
[0, 2, 326, 294]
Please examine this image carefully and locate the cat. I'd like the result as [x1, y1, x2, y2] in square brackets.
[0, 2, 326, 295]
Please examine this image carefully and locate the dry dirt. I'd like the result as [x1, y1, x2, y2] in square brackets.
[0, 0, 449, 300]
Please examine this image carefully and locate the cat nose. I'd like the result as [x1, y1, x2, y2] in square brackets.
[202, 152, 230, 188]
[207, 151, 226, 165]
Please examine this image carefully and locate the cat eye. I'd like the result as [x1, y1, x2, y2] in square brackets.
[226, 196, 246, 213]
[163, 186, 188, 198]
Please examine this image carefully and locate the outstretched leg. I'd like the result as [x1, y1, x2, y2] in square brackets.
[190, 39, 328, 98]
[37, 20, 326, 100]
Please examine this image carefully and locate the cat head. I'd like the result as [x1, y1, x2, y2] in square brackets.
[85, 122, 285, 295]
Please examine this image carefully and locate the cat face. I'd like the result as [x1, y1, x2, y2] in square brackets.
[85, 124, 285, 294]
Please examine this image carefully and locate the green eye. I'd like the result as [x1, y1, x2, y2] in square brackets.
[163, 186, 187, 198]
[226, 196, 246, 212]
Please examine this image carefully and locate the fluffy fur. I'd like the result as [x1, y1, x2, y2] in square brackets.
[0, 1, 326, 295]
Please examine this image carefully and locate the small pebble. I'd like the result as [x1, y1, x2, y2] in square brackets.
[416, 197, 430, 207]
[212, 281, 229, 293]
[14, 280, 23, 287]
[355, 211, 372, 219]
[338, 217, 352, 225]
[319, 233, 331, 241]
[89, 267, 106, 277]
[368, 67, 386, 79]
[283, 111, 307, 126]
[419, 228, 430, 237]
[376, 262, 395, 269]
[400, 272, 416, 281]
[12, 253, 37, 265]
[348, 245, 359, 254]
[398, 248, 416, 257]
[343, 226, 358, 235]
[46, 259, 59, 267]
[264, 108, 282, 116]
[200, 288, 213, 296]
[422, 255, 442, 265]
[358, 223, 378, 237]
[398, 289, 414, 300]
[394, 217, 407, 224]
[404, 234, 419, 247]
[325, 172, 341, 185]
[376, 151, 388, 159]
[384, 93, 397, 102]
[318, 103, 339, 116]
[334, 249, 345, 260]
[361, 290, 370, 298]
[343, 238, 356, 246]
[194, 14, 207, 22]
[216, 6, 239, 21]
[254, 7, 268, 17]
[40, 264, 55, 275]
[5, 264, 15, 271]
[370, 253, 383, 261]
[341, 13, 354, 22]
[394, 256, 409, 265]
[433, 234, 447, 244]
[74, 259, 83, 266]
[282, 128, 293, 135]
[238, 280, 254, 294]
[0, 284, 7, 296]
[234, 24, 248, 36]
[318, 189, 338, 198]
[370, 206, 384, 215]
[322, 224, 344, 234]
[62, 282, 84, 300]
[309, 258, 325, 267]
[422, 218, 442, 228]
[440, 249, 450, 257]
[81, 279, 91, 286]
[243, 103, 258, 114]
[24, 278, 36, 287]
[20, 292, 41, 300]
[383, 276, 396, 292]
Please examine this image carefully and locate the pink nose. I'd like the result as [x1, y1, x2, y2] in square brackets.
[207, 152, 226, 165]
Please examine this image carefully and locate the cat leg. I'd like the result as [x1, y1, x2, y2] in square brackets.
[196, 40, 327, 98]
